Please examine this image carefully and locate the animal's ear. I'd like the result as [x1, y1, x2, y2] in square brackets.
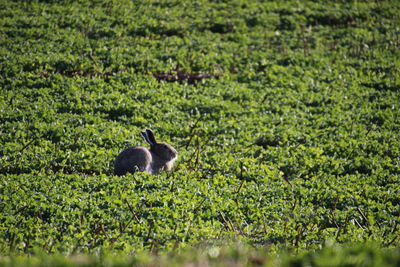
[141, 130, 152, 145]
[145, 129, 157, 144]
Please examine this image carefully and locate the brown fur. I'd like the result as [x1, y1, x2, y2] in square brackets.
[114, 129, 177, 175]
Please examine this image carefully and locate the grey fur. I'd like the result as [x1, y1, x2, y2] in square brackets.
[114, 129, 178, 175]
[141, 131, 152, 145]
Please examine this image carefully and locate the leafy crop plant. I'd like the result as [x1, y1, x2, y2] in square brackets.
[0, 0, 399, 264]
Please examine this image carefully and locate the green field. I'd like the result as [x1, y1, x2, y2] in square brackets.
[0, 0, 399, 265]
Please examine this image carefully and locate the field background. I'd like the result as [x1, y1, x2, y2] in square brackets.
[0, 0, 399, 265]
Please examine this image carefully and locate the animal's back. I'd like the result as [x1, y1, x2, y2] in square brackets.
[114, 146, 152, 175]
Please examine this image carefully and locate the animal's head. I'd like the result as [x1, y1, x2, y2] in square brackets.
[141, 129, 178, 161]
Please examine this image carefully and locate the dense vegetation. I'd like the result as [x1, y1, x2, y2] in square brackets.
[0, 0, 399, 265]
[1, 243, 399, 267]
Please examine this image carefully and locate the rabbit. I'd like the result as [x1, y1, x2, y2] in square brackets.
[114, 129, 178, 176]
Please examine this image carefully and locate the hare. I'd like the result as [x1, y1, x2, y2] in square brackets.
[114, 129, 178, 175]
